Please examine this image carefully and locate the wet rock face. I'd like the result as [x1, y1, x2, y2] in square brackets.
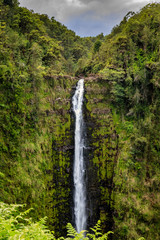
[52, 130, 74, 236]
[0, 73, 78, 238]
[83, 78, 118, 233]
[51, 76, 119, 235]
[50, 77, 77, 237]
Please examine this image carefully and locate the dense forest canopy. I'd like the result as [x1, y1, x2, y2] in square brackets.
[1, 0, 160, 239]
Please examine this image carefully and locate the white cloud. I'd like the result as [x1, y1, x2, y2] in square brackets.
[19, 0, 159, 36]
[65, 0, 85, 7]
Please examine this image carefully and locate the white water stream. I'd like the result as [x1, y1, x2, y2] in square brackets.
[72, 79, 87, 233]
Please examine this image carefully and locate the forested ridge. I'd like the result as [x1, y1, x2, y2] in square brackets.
[0, 0, 160, 239]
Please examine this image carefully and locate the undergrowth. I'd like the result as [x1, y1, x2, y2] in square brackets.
[0, 202, 145, 240]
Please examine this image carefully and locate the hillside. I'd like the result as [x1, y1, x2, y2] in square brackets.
[83, 3, 160, 239]
[0, 0, 85, 235]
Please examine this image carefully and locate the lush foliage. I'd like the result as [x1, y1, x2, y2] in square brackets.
[0, 2, 103, 235]
[0, 0, 87, 235]
[1, 0, 160, 239]
[0, 202, 113, 240]
[0, 202, 54, 239]
[83, 3, 160, 240]
[0, 202, 145, 240]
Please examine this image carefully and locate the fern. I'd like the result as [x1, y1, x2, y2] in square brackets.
[66, 223, 78, 237]
[87, 221, 113, 240]
[98, 231, 114, 240]
[65, 221, 113, 240]
[90, 220, 102, 236]
[66, 223, 88, 240]
[0, 203, 145, 240]
[0, 202, 55, 240]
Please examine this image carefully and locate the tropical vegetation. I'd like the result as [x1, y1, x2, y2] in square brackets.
[1, 0, 160, 239]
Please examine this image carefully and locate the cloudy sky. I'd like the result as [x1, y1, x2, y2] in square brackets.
[19, 0, 158, 37]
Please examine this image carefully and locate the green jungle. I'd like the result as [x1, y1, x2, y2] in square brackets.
[0, 0, 160, 239]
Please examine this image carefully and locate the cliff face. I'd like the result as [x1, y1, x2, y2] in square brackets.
[1, 72, 160, 240]
[0, 74, 77, 236]
[49, 76, 119, 235]
[83, 74, 160, 240]
[84, 77, 118, 232]
[43, 76, 77, 235]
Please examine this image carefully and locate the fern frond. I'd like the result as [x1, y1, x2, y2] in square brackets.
[57, 237, 65, 240]
[87, 233, 95, 240]
[98, 231, 114, 240]
[66, 223, 78, 237]
[90, 227, 96, 233]
[89, 220, 102, 237]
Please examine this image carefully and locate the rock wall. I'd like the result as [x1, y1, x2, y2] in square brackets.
[0, 74, 77, 237]
[84, 77, 118, 233]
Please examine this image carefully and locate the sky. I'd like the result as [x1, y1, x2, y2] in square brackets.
[19, 0, 158, 37]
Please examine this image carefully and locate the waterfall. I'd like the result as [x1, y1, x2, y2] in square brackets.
[72, 79, 87, 233]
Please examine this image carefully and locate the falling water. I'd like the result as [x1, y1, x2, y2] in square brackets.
[72, 79, 87, 233]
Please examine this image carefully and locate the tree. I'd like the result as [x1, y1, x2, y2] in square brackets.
[3, 0, 19, 7]
[93, 40, 102, 53]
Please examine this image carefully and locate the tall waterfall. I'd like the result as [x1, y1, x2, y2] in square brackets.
[72, 79, 87, 233]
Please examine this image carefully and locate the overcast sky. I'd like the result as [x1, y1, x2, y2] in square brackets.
[19, 0, 158, 37]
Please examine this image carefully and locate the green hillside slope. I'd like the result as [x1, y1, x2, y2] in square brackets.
[83, 3, 160, 239]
